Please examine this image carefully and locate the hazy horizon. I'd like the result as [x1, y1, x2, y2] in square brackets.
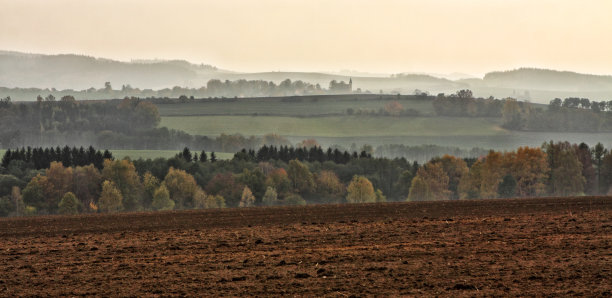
[2, 0, 612, 76]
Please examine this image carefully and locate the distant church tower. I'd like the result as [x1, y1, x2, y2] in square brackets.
[349, 78, 353, 92]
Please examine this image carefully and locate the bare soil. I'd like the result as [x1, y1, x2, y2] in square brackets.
[1, 197, 611, 296]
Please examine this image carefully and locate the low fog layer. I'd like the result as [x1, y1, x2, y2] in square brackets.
[2, 51, 612, 103]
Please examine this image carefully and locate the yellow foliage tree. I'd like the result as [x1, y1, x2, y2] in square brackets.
[407, 163, 450, 201]
[239, 186, 255, 207]
[102, 159, 142, 211]
[98, 180, 123, 213]
[346, 176, 376, 203]
[163, 167, 198, 209]
[44, 161, 73, 213]
[315, 170, 345, 202]
[458, 160, 484, 199]
[407, 176, 431, 201]
[152, 184, 175, 211]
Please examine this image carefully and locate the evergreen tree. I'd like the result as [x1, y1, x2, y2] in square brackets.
[498, 174, 517, 198]
[181, 147, 192, 162]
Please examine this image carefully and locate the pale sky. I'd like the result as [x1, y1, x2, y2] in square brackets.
[1, 0, 611, 76]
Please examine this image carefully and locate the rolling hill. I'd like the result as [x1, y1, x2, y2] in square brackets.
[2, 51, 612, 102]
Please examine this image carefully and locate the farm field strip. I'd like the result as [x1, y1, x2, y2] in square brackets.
[156, 98, 435, 116]
[0, 196, 610, 296]
[160, 115, 505, 137]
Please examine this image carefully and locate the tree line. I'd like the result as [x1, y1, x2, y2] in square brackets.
[233, 145, 372, 164]
[433, 90, 504, 117]
[0, 145, 414, 216]
[432, 90, 612, 132]
[1, 146, 113, 170]
[503, 97, 612, 132]
[408, 141, 612, 201]
[2, 141, 612, 217]
[0, 96, 294, 151]
[1, 78, 357, 101]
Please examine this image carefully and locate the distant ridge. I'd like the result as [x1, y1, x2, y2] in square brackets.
[483, 68, 612, 91]
[1, 50, 612, 102]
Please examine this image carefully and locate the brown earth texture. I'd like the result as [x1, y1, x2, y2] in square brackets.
[1, 197, 611, 297]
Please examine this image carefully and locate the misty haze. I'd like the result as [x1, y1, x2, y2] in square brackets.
[0, 0, 610, 296]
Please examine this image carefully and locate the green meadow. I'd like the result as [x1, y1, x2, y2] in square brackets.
[160, 115, 505, 138]
[156, 96, 435, 116]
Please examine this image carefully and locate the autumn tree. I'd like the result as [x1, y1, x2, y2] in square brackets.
[22, 175, 45, 213]
[98, 180, 123, 213]
[73, 164, 102, 212]
[44, 162, 74, 213]
[287, 159, 315, 194]
[192, 188, 207, 209]
[142, 172, 160, 209]
[101, 159, 143, 211]
[58, 192, 79, 215]
[544, 142, 584, 196]
[11, 186, 24, 216]
[239, 186, 255, 207]
[346, 176, 376, 203]
[407, 176, 430, 201]
[152, 184, 175, 211]
[375, 189, 386, 202]
[600, 151, 612, 194]
[502, 98, 530, 130]
[458, 160, 483, 199]
[193, 188, 225, 209]
[506, 147, 549, 197]
[394, 169, 414, 197]
[283, 193, 306, 206]
[479, 151, 505, 198]
[576, 143, 596, 194]
[163, 167, 198, 209]
[205, 173, 244, 207]
[265, 168, 292, 195]
[315, 170, 345, 203]
[384, 101, 404, 116]
[407, 163, 450, 201]
[205, 194, 225, 209]
[430, 155, 468, 199]
[262, 187, 278, 206]
[592, 142, 607, 194]
[237, 168, 266, 203]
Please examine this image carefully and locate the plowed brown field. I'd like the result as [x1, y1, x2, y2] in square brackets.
[1, 197, 611, 296]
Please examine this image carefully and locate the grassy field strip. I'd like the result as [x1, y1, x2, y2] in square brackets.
[161, 115, 506, 137]
[0, 149, 233, 161]
[156, 99, 434, 116]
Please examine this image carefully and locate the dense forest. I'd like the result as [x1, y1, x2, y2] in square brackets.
[1, 141, 611, 217]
